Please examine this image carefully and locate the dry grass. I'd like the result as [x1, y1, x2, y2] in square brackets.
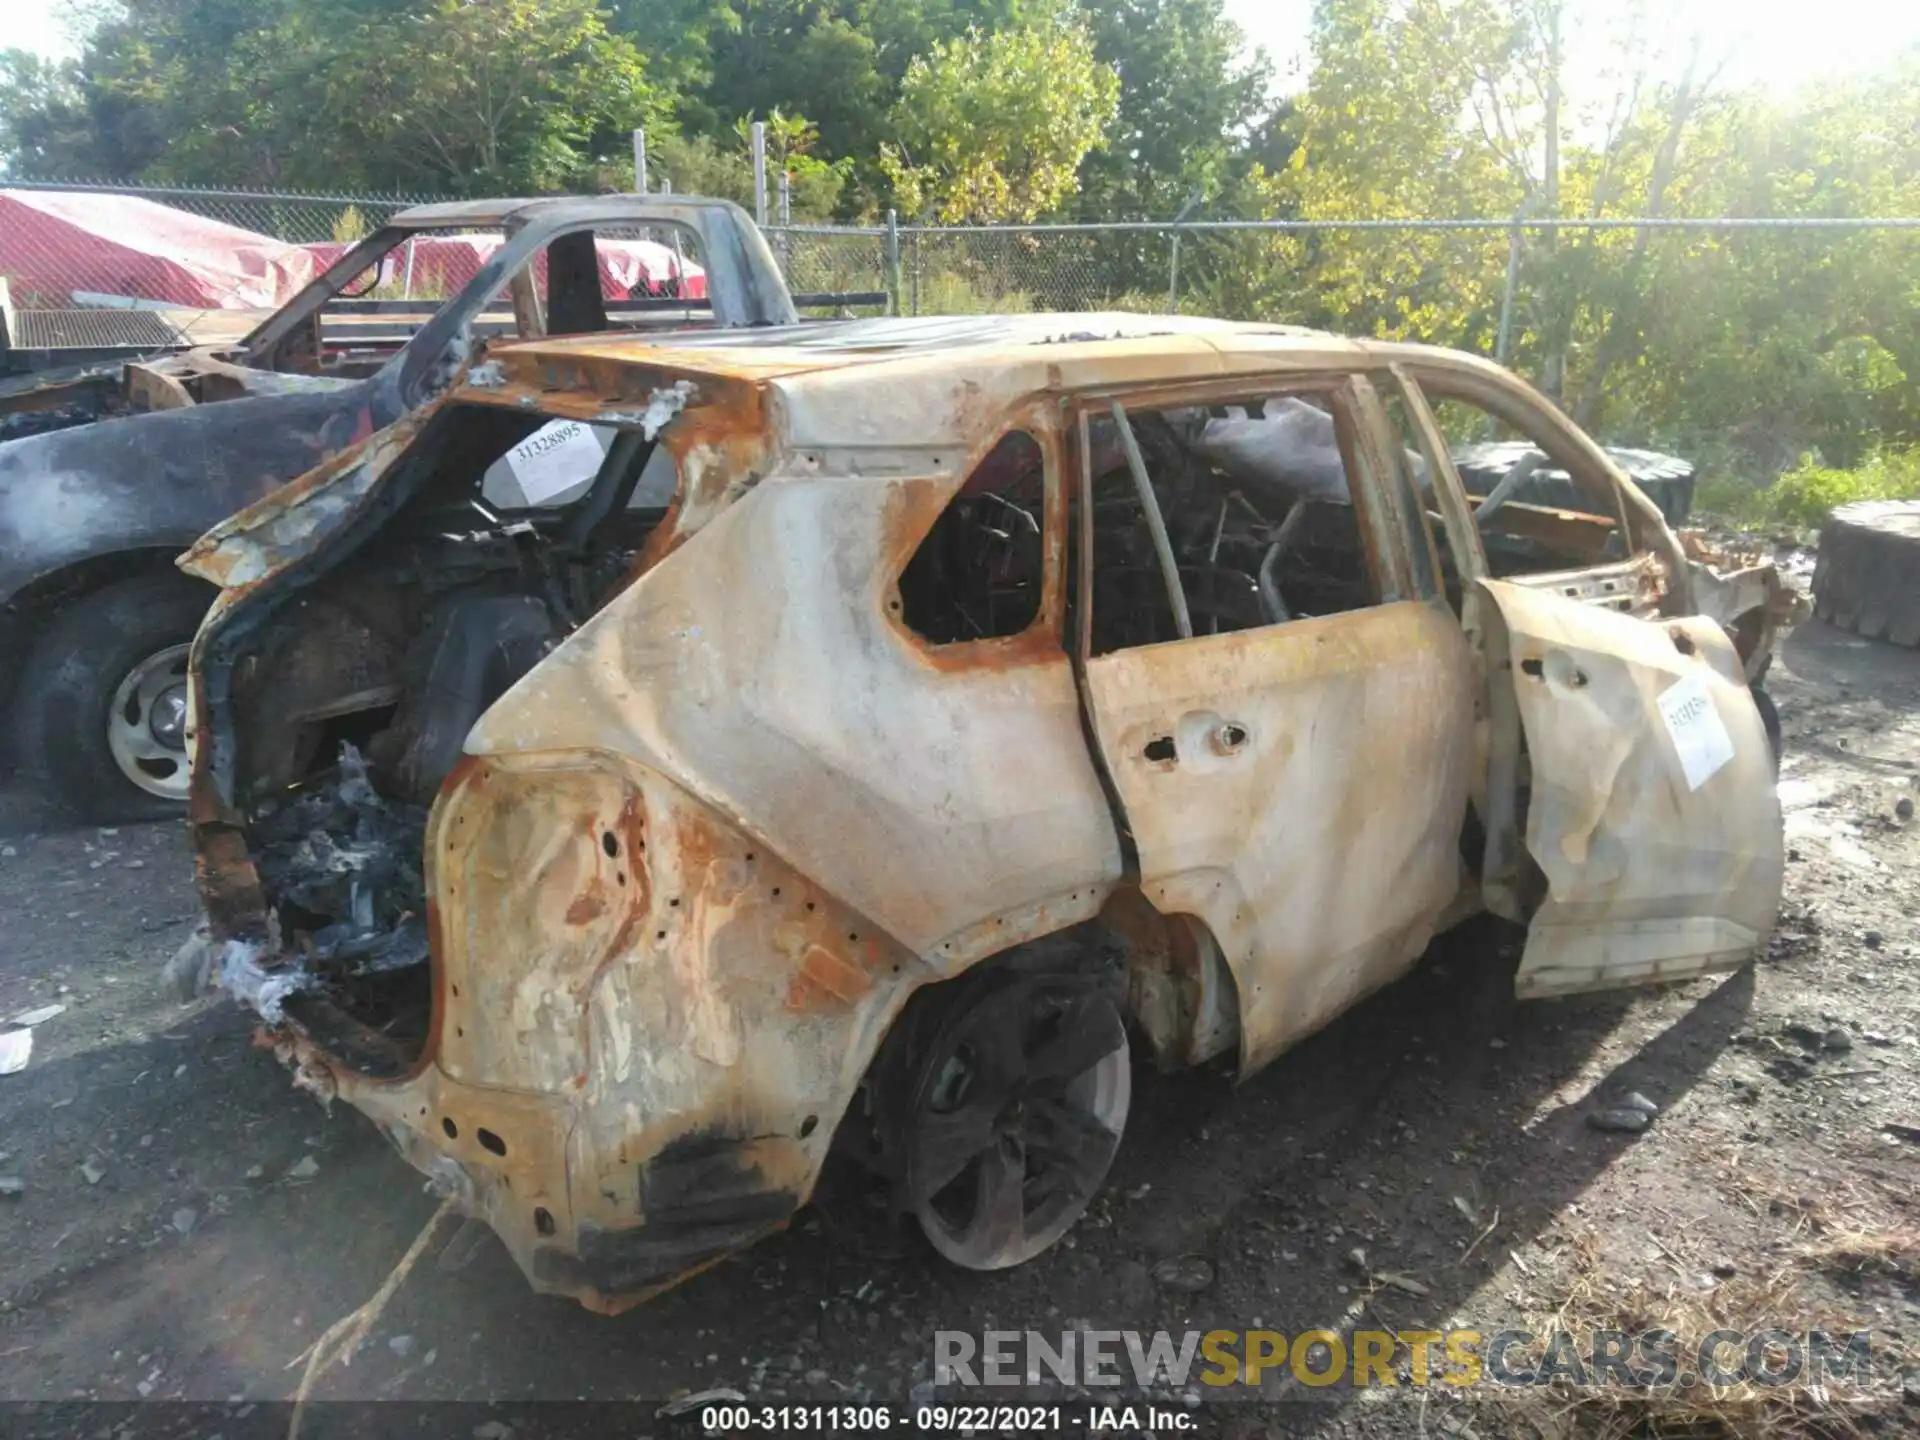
[1502, 1184, 1915, 1439]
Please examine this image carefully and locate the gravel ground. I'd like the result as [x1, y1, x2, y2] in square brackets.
[0, 617, 1915, 1438]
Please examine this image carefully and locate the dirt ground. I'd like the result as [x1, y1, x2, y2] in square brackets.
[0, 616, 1916, 1438]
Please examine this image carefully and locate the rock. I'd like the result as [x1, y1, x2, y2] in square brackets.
[1589, 1107, 1652, 1135]
[389, 1334, 415, 1358]
[1620, 1091, 1660, 1116]
[1712, 1261, 1738, 1277]
[804, 1369, 829, 1386]
[1864, 930, 1886, 949]
[1345, 1247, 1369, 1272]
[287, 1155, 320, 1180]
[1151, 1255, 1215, 1292]
[1896, 798, 1914, 822]
[473, 1424, 513, 1440]
[80, 1160, 105, 1185]
[172, 1207, 198, 1236]
[0, 1178, 23, 1199]
[244, 1164, 265, 1180]
[1824, 1027, 1853, 1052]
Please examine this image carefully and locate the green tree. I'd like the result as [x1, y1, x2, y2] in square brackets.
[0, 50, 102, 177]
[881, 7, 1120, 222]
[1072, 0, 1274, 221]
[1, 0, 661, 195]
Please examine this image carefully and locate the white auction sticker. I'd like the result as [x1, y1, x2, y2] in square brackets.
[505, 420, 606, 504]
[1656, 671, 1736, 791]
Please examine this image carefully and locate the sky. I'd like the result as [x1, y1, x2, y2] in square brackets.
[1222, 0, 1920, 96]
[12, 0, 1920, 92]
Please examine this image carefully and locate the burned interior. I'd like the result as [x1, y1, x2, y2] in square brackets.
[198, 399, 683, 1074]
[895, 378, 1632, 661]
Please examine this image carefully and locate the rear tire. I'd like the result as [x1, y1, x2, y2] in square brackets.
[13, 571, 212, 821]
[898, 970, 1130, 1271]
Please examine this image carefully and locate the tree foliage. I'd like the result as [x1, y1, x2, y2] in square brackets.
[881, 8, 1120, 222]
[2, 0, 1916, 474]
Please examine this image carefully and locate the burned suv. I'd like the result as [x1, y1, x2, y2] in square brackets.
[180, 315, 1793, 1313]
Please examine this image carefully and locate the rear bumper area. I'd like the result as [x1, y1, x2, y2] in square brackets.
[268, 1020, 803, 1314]
[200, 750, 924, 1312]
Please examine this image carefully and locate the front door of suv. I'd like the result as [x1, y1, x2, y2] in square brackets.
[1389, 366, 1784, 1000]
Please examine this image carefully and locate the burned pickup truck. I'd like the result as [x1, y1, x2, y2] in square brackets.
[179, 315, 1794, 1312]
[0, 196, 798, 817]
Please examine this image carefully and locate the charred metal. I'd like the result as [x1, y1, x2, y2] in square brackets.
[180, 313, 1795, 1315]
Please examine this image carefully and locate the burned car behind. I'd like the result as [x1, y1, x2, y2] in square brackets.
[0, 196, 796, 817]
[180, 315, 1791, 1312]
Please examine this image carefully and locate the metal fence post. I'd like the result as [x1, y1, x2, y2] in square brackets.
[632, 129, 648, 195]
[751, 122, 768, 228]
[1494, 207, 1525, 365]
[910, 229, 921, 316]
[885, 210, 903, 316]
[1167, 190, 1203, 313]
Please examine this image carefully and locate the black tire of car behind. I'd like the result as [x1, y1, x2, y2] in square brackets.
[1812, 499, 1920, 648]
[13, 571, 212, 821]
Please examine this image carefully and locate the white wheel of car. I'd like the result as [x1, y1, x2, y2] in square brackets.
[105, 642, 194, 801]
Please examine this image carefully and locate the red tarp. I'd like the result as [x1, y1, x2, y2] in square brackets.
[0, 190, 318, 309]
[302, 233, 709, 302]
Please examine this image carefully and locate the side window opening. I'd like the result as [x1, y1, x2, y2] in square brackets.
[1421, 391, 1627, 578]
[1086, 392, 1380, 656]
[1380, 388, 1466, 613]
[898, 431, 1048, 645]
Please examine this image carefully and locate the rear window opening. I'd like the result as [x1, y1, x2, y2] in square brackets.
[210, 400, 685, 1074]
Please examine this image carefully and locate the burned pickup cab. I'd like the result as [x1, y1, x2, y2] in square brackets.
[180, 316, 1790, 1312]
[1, 196, 795, 818]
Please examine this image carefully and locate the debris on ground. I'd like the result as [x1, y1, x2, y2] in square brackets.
[658, 1388, 748, 1417]
[1150, 1255, 1215, 1292]
[1588, 1106, 1652, 1134]
[0, 1029, 30, 1076]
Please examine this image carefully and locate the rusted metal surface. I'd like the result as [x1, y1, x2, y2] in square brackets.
[181, 312, 1793, 1312]
[1084, 601, 1478, 1074]
[1477, 578, 1784, 997]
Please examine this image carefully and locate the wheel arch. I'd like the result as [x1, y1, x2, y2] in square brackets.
[5, 545, 213, 624]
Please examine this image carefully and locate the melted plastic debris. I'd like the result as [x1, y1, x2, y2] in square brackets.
[252, 743, 430, 976]
[217, 938, 313, 1024]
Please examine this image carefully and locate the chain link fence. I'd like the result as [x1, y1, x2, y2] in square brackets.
[7, 179, 1920, 474]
